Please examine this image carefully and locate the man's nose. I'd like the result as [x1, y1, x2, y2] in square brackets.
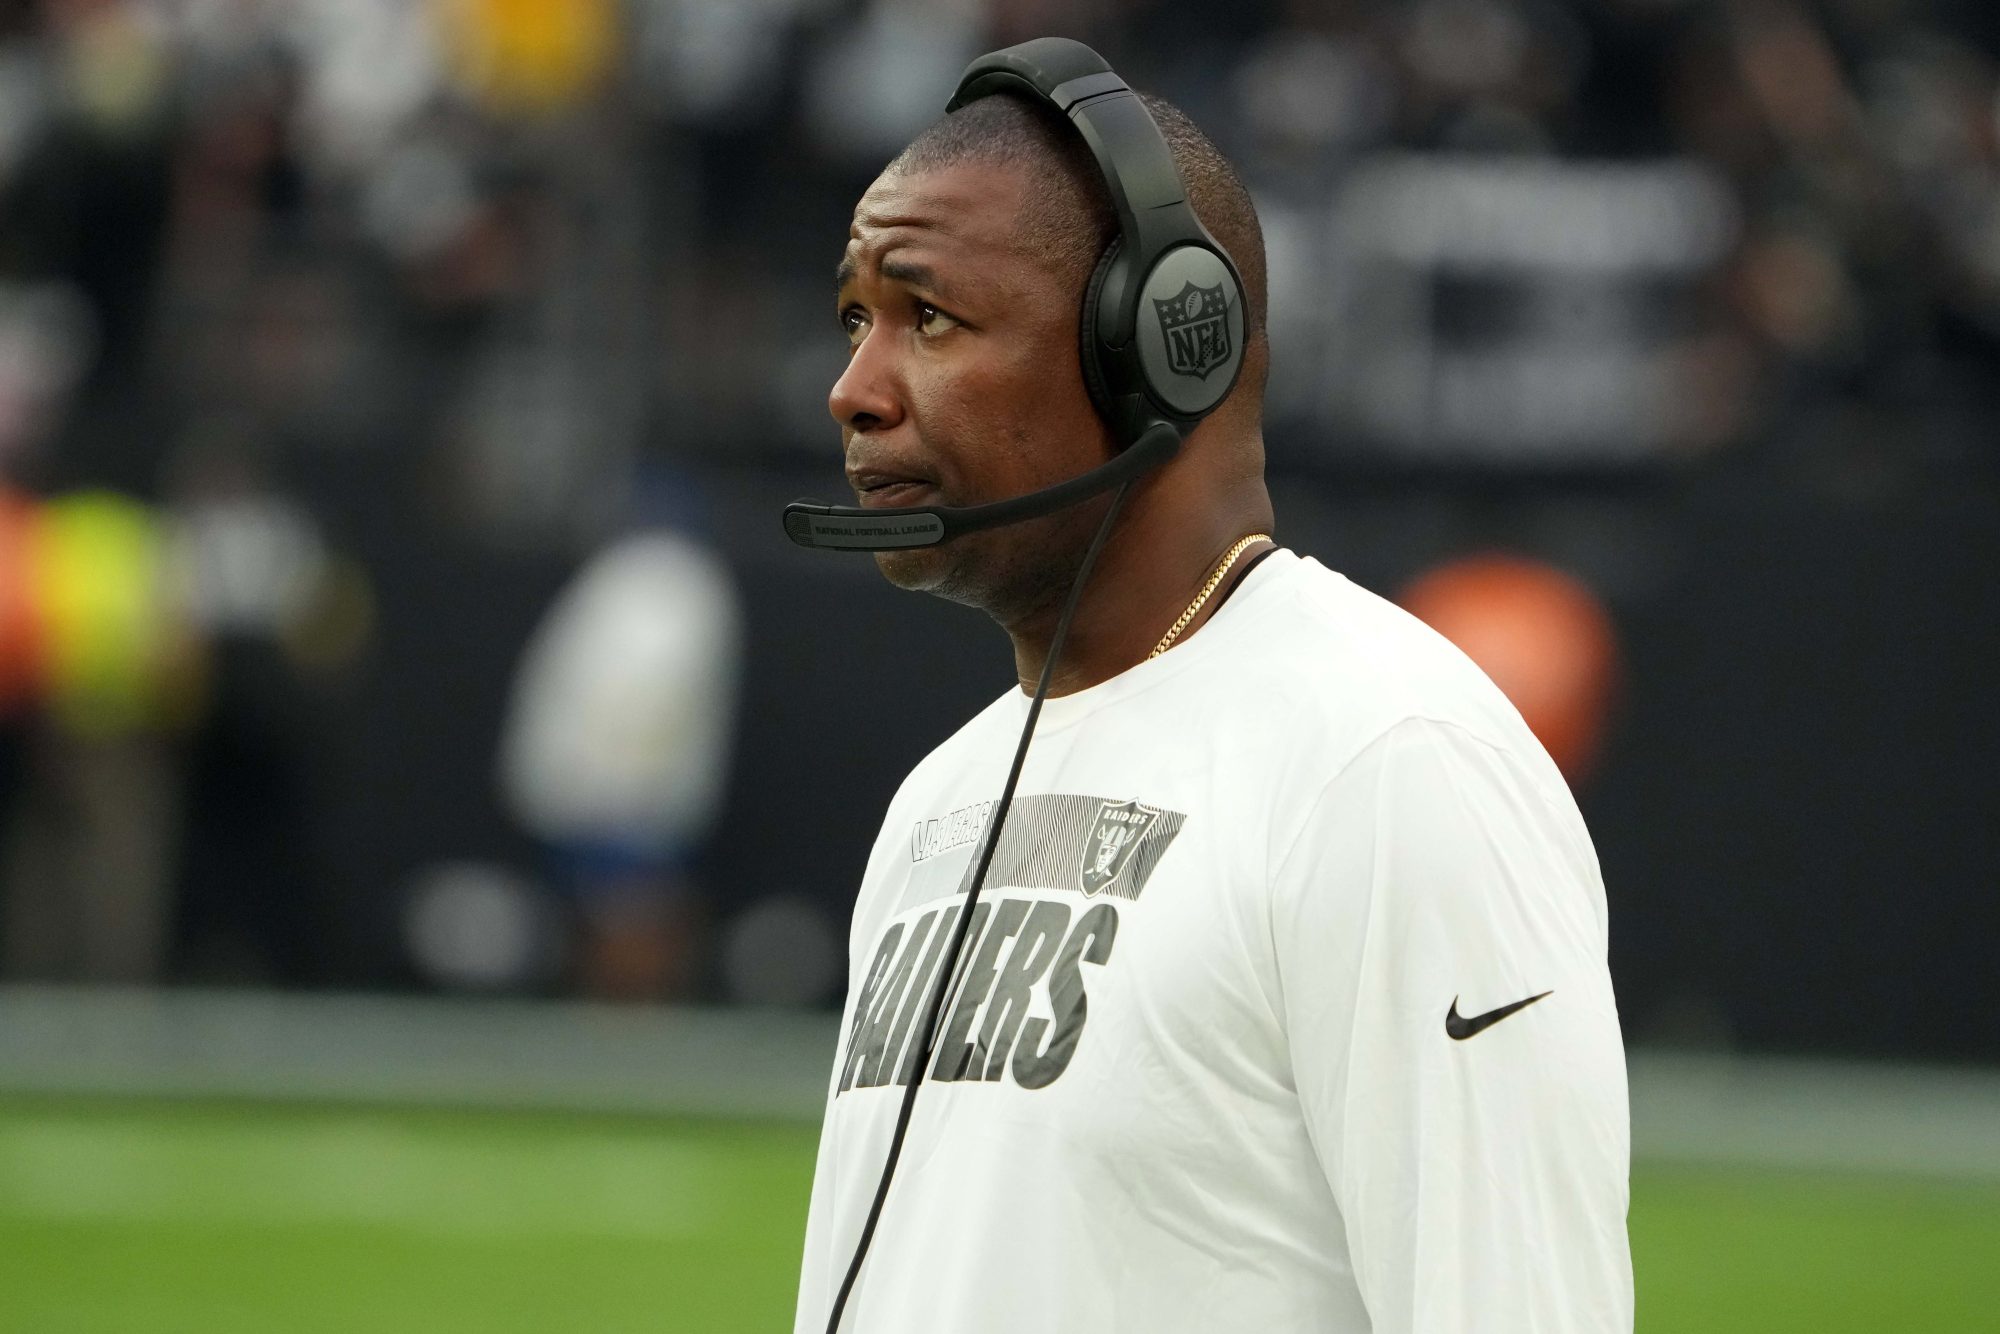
[828, 327, 905, 433]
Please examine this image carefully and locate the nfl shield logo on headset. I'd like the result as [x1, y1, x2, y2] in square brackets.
[1153, 281, 1232, 380]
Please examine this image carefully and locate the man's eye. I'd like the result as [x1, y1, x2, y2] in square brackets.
[840, 307, 867, 347]
[917, 303, 960, 336]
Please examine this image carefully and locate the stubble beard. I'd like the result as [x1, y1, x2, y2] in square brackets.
[873, 503, 1100, 630]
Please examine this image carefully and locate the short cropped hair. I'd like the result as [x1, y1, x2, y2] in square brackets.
[891, 91, 1268, 345]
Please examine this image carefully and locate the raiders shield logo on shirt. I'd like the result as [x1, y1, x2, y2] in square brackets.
[1080, 799, 1160, 897]
[1153, 281, 1232, 380]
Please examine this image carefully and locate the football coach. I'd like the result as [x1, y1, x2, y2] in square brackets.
[787, 37, 1632, 1334]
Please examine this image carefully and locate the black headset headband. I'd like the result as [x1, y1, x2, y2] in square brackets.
[946, 40, 1215, 349]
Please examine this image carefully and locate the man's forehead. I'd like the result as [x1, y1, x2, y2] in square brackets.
[841, 164, 1039, 277]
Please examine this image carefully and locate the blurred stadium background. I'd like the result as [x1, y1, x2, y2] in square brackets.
[0, 0, 1996, 1329]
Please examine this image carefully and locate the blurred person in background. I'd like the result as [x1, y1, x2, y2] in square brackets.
[499, 473, 740, 1002]
[0, 485, 196, 983]
[161, 426, 371, 983]
[0, 268, 195, 982]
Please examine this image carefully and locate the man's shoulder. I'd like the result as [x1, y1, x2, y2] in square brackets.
[1219, 558, 1583, 864]
[1216, 554, 1526, 762]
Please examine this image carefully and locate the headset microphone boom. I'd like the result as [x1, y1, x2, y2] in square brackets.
[782, 420, 1181, 551]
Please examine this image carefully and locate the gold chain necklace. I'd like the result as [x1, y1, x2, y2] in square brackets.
[1149, 534, 1272, 659]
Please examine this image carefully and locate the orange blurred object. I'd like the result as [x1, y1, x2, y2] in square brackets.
[0, 488, 46, 717]
[1399, 553, 1620, 784]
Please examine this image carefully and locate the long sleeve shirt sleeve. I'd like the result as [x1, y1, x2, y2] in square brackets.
[1270, 716, 1633, 1333]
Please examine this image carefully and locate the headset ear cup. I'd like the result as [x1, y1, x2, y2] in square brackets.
[1078, 238, 1122, 431]
[1132, 245, 1245, 419]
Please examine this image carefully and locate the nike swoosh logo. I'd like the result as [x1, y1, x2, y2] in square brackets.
[1445, 991, 1553, 1040]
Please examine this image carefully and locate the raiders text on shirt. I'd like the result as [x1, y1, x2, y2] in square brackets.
[842, 793, 1187, 1094]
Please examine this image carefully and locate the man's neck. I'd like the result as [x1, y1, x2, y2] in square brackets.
[1003, 505, 1275, 698]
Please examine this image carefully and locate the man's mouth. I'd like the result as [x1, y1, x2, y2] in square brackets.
[848, 468, 940, 509]
[858, 480, 937, 509]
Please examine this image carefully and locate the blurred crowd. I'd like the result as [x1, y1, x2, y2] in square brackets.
[0, 0, 1995, 1002]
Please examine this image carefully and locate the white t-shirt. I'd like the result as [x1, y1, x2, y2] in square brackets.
[795, 551, 1632, 1334]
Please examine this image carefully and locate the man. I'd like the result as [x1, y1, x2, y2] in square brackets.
[794, 70, 1632, 1334]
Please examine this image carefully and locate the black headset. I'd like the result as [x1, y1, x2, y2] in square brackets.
[783, 36, 1248, 551]
[802, 39, 1252, 1333]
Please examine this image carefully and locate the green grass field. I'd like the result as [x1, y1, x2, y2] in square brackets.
[2, 1098, 1996, 1333]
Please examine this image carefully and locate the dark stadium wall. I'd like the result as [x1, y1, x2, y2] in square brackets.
[305, 469, 1999, 1065]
